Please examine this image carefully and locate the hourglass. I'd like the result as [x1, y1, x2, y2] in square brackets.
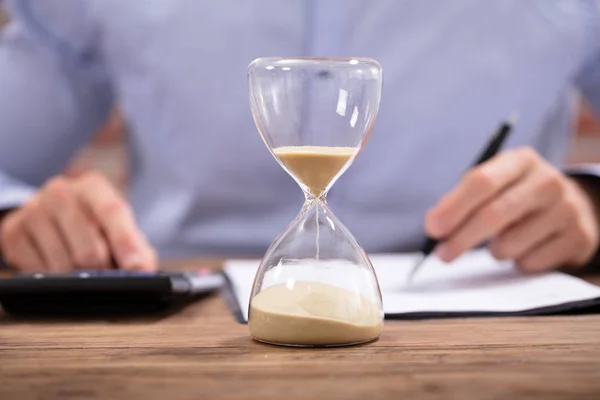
[247, 57, 384, 347]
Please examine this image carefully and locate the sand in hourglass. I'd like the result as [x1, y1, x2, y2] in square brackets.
[249, 145, 382, 346]
[249, 281, 383, 346]
[273, 146, 356, 197]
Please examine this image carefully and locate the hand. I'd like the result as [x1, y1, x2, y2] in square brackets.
[0, 172, 157, 273]
[425, 147, 600, 272]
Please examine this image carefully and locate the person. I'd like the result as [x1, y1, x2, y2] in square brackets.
[1, 0, 600, 274]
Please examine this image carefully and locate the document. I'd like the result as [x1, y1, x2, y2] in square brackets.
[223, 250, 600, 322]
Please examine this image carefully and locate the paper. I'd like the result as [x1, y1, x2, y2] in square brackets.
[223, 250, 600, 321]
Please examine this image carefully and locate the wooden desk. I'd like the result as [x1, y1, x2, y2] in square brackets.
[1, 262, 600, 400]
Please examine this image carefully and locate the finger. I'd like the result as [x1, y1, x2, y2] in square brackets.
[41, 178, 111, 269]
[135, 232, 159, 272]
[426, 147, 537, 238]
[515, 233, 573, 272]
[74, 173, 156, 271]
[100, 225, 157, 271]
[21, 199, 72, 272]
[488, 198, 571, 261]
[435, 164, 562, 262]
[0, 212, 45, 272]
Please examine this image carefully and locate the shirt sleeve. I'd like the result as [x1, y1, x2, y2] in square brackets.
[569, 6, 600, 270]
[574, 0, 600, 115]
[0, 0, 114, 209]
[561, 164, 600, 271]
[576, 53, 600, 118]
[563, 164, 600, 178]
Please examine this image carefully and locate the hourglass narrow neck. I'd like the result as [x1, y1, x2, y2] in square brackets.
[303, 190, 328, 205]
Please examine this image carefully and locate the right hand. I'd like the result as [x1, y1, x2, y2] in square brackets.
[0, 171, 157, 273]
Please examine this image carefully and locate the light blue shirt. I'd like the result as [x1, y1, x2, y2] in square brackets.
[2, 0, 600, 260]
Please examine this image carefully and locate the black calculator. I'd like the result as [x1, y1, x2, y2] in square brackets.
[0, 269, 225, 317]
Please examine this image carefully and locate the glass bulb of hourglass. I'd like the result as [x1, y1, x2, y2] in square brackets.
[247, 57, 384, 347]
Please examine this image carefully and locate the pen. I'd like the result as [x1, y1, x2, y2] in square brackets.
[405, 112, 518, 285]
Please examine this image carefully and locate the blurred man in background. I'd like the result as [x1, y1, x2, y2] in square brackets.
[1, 0, 600, 273]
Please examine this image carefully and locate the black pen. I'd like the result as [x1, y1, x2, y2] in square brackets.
[405, 112, 518, 285]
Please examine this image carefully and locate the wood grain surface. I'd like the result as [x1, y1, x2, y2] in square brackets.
[1, 263, 600, 400]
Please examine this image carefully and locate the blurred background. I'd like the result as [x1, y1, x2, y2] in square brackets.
[1, 6, 599, 194]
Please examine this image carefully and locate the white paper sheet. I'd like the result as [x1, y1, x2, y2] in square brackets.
[223, 250, 600, 321]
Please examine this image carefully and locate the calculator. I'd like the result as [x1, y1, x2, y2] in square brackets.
[0, 269, 225, 317]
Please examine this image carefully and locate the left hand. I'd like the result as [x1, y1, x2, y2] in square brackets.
[425, 147, 600, 272]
